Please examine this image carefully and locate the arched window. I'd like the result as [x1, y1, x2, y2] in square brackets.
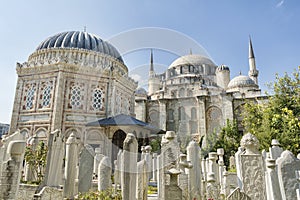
[178, 106, 185, 121]
[41, 83, 52, 108]
[25, 85, 36, 110]
[92, 88, 103, 110]
[70, 85, 82, 109]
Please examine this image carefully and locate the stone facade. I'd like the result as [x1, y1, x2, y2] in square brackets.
[135, 40, 265, 146]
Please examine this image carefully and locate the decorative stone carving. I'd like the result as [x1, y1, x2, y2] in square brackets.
[165, 168, 182, 200]
[266, 157, 282, 200]
[237, 133, 266, 200]
[227, 187, 251, 200]
[269, 139, 283, 160]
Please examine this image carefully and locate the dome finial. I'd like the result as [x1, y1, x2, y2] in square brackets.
[239, 71, 242, 75]
[189, 48, 193, 55]
[84, 26, 87, 32]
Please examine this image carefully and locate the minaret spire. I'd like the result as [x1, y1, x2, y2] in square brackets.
[150, 49, 154, 72]
[248, 36, 259, 84]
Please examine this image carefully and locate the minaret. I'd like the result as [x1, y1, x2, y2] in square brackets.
[248, 36, 259, 84]
[148, 50, 160, 95]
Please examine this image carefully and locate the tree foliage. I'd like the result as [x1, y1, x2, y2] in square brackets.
[243, 67, 300, 154]
[24, 141, 48, 184]
[202, 119, 241, 168]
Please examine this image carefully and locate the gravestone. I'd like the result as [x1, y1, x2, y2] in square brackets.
[227, 187, 251, 200]
[269, 139, 283, 160]
[98, 156, 112, 191]
[63, 133, 78, 199]
[121, 133, 138, 200]
[152, 153, 158, 182]
[137, 159, 148, 200]
[186, 140, 201, 200]
[93, 148, 102, 175]
[43, 129, 65, 187]
[265, 157, 282, 200]
[158, 131, 181, 200]
[165, 168, 182, 200]
[277, 150, 300, 200]
[178, 154, 191, 200]
[296, 170, 300, 200]
[24, 136, 38, 182]
[0, 138, 26, 200]
[78, 144, 95, 193]
[223, 169, 238, 197]
[237, 133, 266, 200]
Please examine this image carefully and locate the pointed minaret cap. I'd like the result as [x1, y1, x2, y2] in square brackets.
[249, 35, 255, 59]
[150, 49, 154, 72]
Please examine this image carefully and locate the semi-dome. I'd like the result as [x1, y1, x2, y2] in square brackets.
[227, 75, 257, 89]
[36, 31, 123, 63]
[169, 54, 216, 69]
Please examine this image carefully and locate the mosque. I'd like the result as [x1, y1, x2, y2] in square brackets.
[9, 30, 265, 157]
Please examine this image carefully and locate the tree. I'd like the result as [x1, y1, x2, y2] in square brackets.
[24, 141, 48, 184]
[243, 67, 300, 154]
[202, 119, 241, 168]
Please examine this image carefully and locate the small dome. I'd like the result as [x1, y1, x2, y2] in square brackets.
[36, 31, 123, 63]
[169, 54, 216, 69]
[227, 75, 257, 89]
[135, 87, 147, 96]
[216, 64, 230, 72]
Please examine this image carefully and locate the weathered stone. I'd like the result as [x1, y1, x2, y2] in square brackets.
[237, 133, 266, 200]
[98, 156, 112, 191]
[43, 130, 65, 187]
[121, 133, 138, 200]
[0, 137, 26, 200]
[165, 168, 182, 200]
[63, 133, 78, 199]
[269, 139, 283, 160]
[223, 169, 238, 197]
[277, 150, 300, 200]
[178, 154, 191, 200]
[186, 140, 201, 200]
[33, 186, 63, 200]
[78, 144, 95, 193]
[137, 159, 148, 200]
[266, 158, 282, 200]
[227, 187, 251, 200]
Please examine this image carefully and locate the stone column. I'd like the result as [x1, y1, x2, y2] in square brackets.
[144, 145, 152, 180]
[121, 133, 138, 200]
[63, 133, 78, 199]
[98, 156, 112, 191]
[217, 148, 225, 194]
[43, 130, 65, 187]
[237, 133, 266, 200]
[93, 148, 102, 175]
[266, 158, 282, 200]
[208, 152, 219, 184]
[187, 140, 201, 200]
[206, 171, 219, 200]
[201, 158, 207, 199]
[152, 153, 158, 182]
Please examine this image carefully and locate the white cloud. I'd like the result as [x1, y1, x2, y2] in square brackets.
[276, 0, 285, 8]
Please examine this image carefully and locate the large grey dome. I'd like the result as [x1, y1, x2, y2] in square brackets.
[169, 54, 216, 69]
[36, 31, 123, 63]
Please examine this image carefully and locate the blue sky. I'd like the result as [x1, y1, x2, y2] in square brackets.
[0, 0, 299, 123]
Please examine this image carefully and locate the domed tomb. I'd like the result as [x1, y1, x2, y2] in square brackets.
[35, 31, 123, 62]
